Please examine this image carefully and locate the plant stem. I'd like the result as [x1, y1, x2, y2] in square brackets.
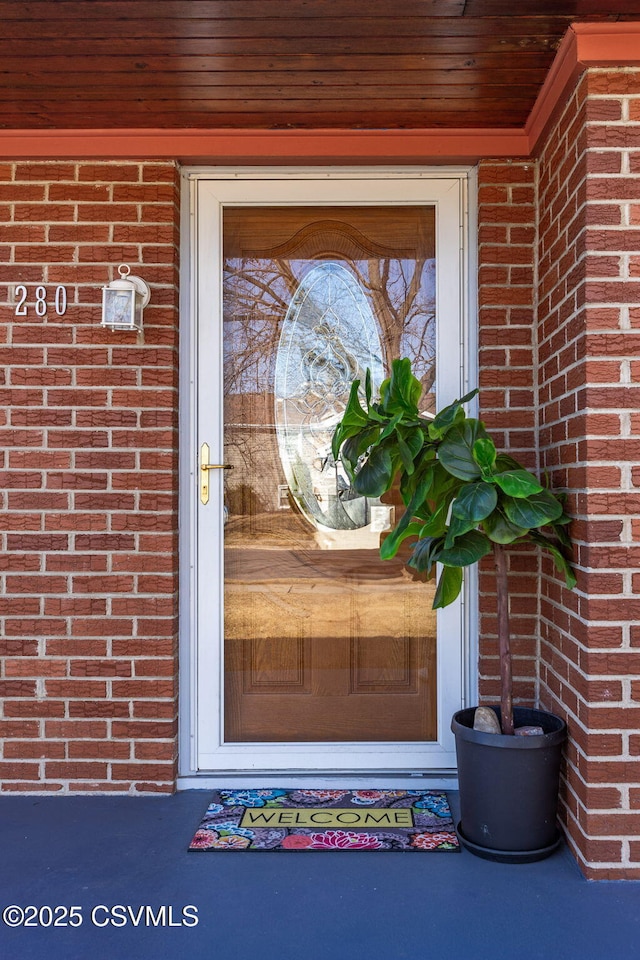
[493, 543, 514, 735]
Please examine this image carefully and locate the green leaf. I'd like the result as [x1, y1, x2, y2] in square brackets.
[494, 453, 522, 472]
[429, 388, 479, 441]
[353, 445, 394, 497]
[399, 426, 424, 459]
[400, 449, 437, 504]
[397, 434, 417, 475]
[365, 367, 372, 407]
[529, 531, 577, 589]
[444, 513, 478, 549]
[456, 387, 480, 407]
[407, 536, 444, 575]
[333, 422, 368, 463]
[472, 437, 497, 473]
[550, 515, 572, 547]
[438, 420, 486, 480]
[378, 469, 434, 559]
[331, 380, 369, 460]
[433, 565, 463, 609]
[482, 510, 528, 544]
[341, 425, 381, 472]
[428, 401, 465, 441]
[380, 358, 423, 416]
[379, 521, 423, 561]
[378, 412, 403, 442]
[438, 529, 492, 567]
[341, 380, 368, 426]
[419, 501, 449, 538]
[394, 426, 424, 476]
[502, 489, 564, 529]
[393, 357, 423, 411]
[451, 481, 498, 523]
[363, 404, 386, 424]
[411, 461, 460, 515]
[405, 467, 459, 525]
[493, 469, 543, 498]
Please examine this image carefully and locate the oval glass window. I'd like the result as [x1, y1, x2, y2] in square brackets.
[274, 262, 386, 541]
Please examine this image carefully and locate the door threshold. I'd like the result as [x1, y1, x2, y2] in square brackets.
[177, 774, 459, 792]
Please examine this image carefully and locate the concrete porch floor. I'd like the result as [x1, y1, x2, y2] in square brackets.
[0, 790, 638, 960]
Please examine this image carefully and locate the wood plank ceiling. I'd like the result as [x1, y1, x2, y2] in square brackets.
[1, 1, 640, 130]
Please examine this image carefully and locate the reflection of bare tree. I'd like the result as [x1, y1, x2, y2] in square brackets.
[224, 255, 436, 399]
[223, 260, 294, 394]
[358, 256, 435, 393]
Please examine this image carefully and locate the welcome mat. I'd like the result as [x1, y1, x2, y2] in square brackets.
[188, 789, 460, 852]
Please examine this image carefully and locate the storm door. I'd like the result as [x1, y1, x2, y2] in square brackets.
[192, 173, 468, 775]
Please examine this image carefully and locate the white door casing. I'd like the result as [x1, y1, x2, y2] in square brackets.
[178, 167, 478, 784]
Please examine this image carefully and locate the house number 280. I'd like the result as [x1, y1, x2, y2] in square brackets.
[14, 284, 68, 317]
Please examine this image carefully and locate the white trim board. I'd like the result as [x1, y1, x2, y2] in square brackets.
[178, 775, 459, 792]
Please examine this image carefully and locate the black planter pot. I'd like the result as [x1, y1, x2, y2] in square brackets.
[451, 706, 567, 863]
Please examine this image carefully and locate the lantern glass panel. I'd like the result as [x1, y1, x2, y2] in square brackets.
[103, 288, 135, 329]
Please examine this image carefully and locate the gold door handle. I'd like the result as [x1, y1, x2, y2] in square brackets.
[200, 442, 232, 505]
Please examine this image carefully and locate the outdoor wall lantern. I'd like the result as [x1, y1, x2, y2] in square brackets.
[101, 264, 151, 332]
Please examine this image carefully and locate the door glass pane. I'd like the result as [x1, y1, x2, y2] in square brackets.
[222, 206, 438, 742]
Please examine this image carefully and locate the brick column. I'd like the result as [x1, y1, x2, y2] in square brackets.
[0, 161, 180, 793]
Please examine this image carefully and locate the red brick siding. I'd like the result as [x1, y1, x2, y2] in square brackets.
[477, 160, 540, 708]
[537, 68, 640, 879]
[0, 160, 180, 794]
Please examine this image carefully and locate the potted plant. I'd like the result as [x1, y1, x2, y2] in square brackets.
[332, 358, 575, 862]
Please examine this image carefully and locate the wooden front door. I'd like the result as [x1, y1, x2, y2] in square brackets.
[192, 172, 467, 775]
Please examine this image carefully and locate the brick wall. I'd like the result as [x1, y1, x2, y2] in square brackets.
[537, 68, 640, 879]
[0, 160, 180, 793]
[476, 159, 541, 709]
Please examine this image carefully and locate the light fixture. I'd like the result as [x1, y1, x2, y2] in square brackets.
[101, 264, 150, 333]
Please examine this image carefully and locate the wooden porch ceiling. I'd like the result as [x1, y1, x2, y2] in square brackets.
[1, 2, 640, 131]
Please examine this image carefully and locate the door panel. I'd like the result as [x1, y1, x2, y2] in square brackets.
[222, 204, 437, 743]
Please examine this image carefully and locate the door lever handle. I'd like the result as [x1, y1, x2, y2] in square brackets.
[200, 442, 232, 505]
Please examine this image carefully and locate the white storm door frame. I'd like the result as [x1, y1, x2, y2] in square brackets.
[183, 167, 476, 777]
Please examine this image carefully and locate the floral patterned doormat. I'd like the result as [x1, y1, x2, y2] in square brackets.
[188, 789, 460, 852]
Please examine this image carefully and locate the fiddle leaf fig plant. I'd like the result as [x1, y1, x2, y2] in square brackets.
[332, 358, 575, 736]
